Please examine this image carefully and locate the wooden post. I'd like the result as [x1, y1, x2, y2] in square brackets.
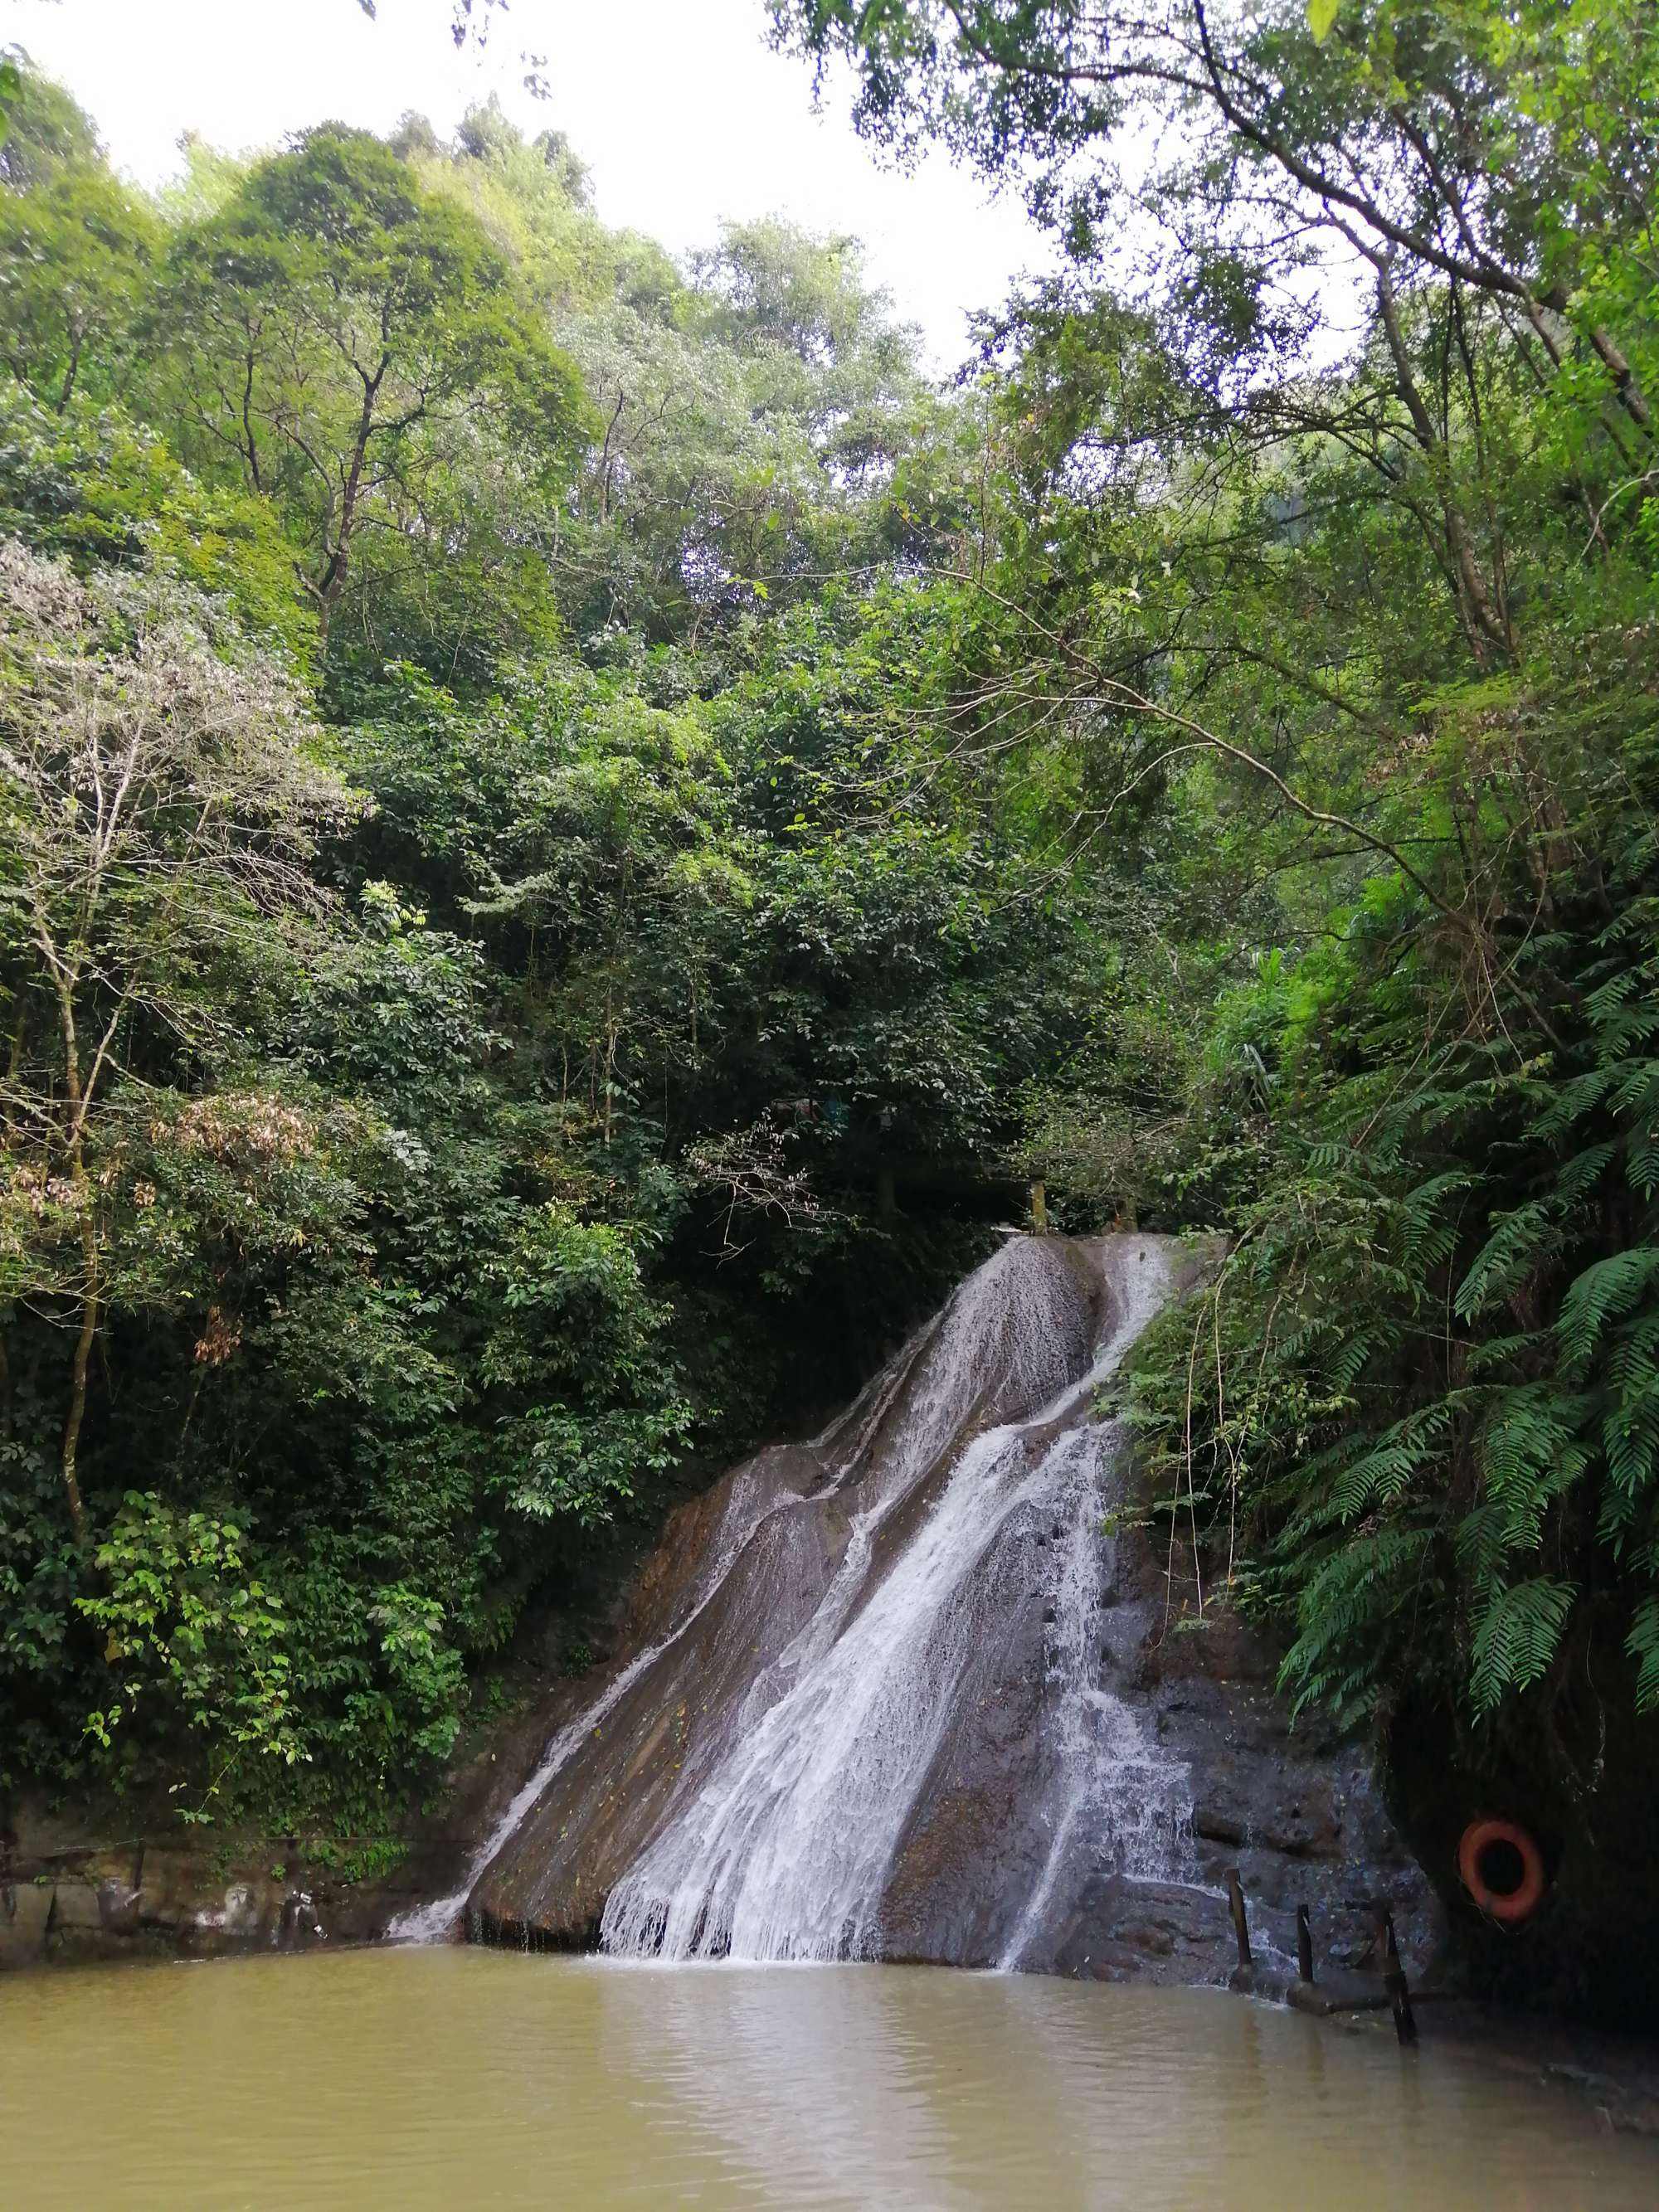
[1029, 1179, 1048, 1235]
[1297, 1903, 1314, 1984]
[1374, 1903, 1418, 2047]
[1226, 1869, 1252, 1970]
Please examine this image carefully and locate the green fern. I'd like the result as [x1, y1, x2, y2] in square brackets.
[1280, 1526, 1438, 1723]
[1557, 1250, 1659, 1375]
[1468, 1578, 1578, 1712]
[1126, 907, 1659, 1740]
[1627, 1597, 1659, 1712]
[1457, 1198, 1560, 1320]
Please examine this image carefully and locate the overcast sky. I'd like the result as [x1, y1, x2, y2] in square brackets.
[1, 0, 1050, 369]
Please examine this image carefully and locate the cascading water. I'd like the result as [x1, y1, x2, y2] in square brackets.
[604, 1243, 1190, 1962]
[995, 1415, 1195, 1971]
[418, 1235, 1197, 1970]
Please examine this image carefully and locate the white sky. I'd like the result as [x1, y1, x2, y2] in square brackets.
[1, 0, 1051, 369]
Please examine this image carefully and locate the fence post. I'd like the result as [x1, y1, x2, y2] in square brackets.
[1374, 1903, 1418, 2047]
[1227, 1868, 1252, 1971]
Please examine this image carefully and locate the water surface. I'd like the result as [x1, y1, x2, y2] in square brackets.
[2, 1948, 1652, 2209]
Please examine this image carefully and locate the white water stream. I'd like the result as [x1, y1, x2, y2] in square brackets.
[396, 1236, 1193, 1962]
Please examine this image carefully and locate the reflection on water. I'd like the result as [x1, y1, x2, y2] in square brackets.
[2, 1948, 1653, 2210]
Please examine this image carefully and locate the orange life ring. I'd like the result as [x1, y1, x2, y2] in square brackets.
[1457, 1817, 1546, 1923]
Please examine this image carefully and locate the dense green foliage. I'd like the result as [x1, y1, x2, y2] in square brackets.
[2, 0, 1657, 1838]
[0, 65, 1071, 1830]
[776, 0, 1659, 1780]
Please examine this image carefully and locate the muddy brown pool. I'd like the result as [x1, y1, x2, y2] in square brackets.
[2, 1947, 1654, 2208]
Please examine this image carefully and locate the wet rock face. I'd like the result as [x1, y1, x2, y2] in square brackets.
[0, 1798, 496, 1971]
[465, 1235, 1445, 1989]
[1019, 1526, 1442, 1989]
[1040, 1661, 1439, 1987]
[877, 1509, 1438, 1985]
[0, 1839, 338, 1970]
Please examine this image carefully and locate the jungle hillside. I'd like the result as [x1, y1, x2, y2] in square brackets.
[1, 0, 1657, 1868]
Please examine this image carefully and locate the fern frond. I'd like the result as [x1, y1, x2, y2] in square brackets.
[1553, 1141, 1617, 1208]
[1557, 1249, 1659, 1375]
[1468, 1578, 1576, 1713]
[1279, 1525, 1437, 1724]
[1628, 1597, 1659, 1714]
[1457, 1199, 1559, 1320]
[1531, 1067, 1613, 1143]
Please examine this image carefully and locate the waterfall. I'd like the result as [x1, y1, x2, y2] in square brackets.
[601, 1236, 1190, 1964]
[407, 1234, 1195, 1967]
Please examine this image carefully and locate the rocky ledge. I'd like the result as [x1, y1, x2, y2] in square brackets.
[0, 1721, 538, 1973]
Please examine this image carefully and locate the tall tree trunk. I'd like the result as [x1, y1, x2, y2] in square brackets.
[1375, 272, 1516, 665]
[314, 370, 386, 647]
[60, 1271, 95, 1549]
[46, 948, 95, 1545]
